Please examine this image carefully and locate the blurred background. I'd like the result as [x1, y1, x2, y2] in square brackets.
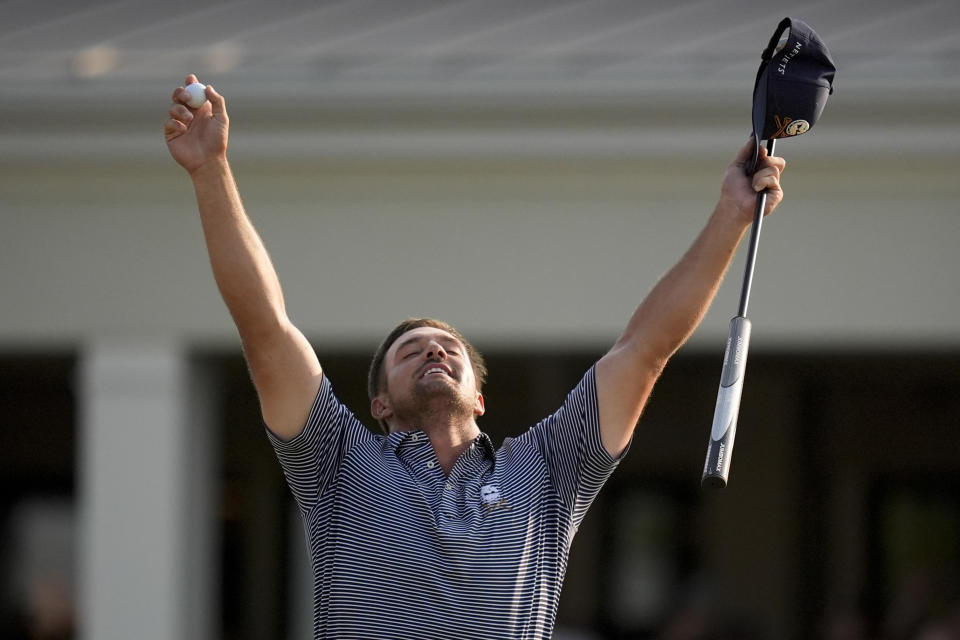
[2, 0, 959, 639]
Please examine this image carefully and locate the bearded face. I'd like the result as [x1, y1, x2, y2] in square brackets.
[374, 327, 484, 430]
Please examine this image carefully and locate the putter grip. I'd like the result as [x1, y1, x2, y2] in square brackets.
[701, 316, 752, 489]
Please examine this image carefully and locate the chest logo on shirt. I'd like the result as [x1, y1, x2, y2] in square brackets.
[480, 484, 509, 513]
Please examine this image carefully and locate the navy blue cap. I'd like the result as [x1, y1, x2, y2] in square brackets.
[748, 17, 836, 174]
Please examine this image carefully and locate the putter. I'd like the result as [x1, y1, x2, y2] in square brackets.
[701, 18, 835, 489]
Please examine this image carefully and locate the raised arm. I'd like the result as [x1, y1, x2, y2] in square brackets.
[594, 139, 786, 457]
[165, 74, 321, 440]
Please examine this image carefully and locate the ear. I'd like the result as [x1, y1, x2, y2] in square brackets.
[474, 393, 485, 417]
[371, 395, 393, 421]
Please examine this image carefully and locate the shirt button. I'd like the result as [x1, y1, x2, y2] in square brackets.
[411, 433, 420, 442]
[445, 481, 453, 490]
[426, 461, 435, 469]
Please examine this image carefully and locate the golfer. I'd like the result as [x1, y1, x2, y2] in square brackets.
[164, 74, 785, 640]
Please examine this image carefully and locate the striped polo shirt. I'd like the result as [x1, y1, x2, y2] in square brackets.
[267, 365, 626, 640]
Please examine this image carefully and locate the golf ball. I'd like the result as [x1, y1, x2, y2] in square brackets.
[184, 82, 207, 108]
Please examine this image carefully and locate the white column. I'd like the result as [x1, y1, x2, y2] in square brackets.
[77, 341, 218, 640]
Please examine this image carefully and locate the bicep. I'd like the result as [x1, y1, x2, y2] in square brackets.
[240, 319, 323, 441]
[595, 344, 663, 458]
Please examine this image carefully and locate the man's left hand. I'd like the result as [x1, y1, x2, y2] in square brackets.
[718, 137, 787, 225]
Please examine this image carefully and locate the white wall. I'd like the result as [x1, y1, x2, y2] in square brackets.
[2, 91, 959, 353]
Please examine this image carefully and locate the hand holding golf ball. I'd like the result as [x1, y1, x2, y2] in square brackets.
[184, 81, 208, 108]
[165, 74, 229, 175]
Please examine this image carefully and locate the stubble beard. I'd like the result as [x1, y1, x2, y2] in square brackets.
[394, 376, 475, 427]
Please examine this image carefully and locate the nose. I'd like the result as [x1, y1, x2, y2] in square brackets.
[425, 341, 447, 360]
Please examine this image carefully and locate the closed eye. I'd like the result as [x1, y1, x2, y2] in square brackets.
[440, 341, 461, 355]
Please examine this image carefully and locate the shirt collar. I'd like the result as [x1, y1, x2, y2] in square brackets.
[386, 429, 496, 461]
[387, 429, 428, 453]
[472, 432, 497, 461]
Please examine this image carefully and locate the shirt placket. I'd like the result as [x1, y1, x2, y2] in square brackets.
[397, 432, 448, 517]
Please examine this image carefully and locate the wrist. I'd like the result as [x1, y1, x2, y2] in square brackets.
[711, 198, 752, 231]
[189, 154, 230, 182]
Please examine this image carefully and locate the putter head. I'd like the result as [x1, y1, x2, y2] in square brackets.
[748, 17, 837, 174]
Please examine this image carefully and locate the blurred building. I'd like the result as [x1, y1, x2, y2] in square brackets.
[2, 1, 959, 639]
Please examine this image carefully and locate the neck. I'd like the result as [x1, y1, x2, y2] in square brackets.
[392, 413, 480, 475]
[427, 420, 481, 475]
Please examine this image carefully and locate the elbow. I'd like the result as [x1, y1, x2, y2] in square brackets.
[605, 338, 671, 382]
[610, 335, 673, 375]
[237, 313, 293, 352]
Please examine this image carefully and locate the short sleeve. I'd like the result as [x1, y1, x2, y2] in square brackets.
[514, 366, 630, 527]
[266, 374, 375, 515]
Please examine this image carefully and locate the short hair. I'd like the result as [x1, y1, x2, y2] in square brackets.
[367, 318, 488, 425]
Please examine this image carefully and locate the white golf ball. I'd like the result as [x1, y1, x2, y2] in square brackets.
[184, 82, 207, 108]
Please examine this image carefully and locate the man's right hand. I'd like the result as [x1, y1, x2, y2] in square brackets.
[164, 73, 229, 176]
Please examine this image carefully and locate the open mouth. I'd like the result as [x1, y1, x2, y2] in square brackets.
[420, 365, 453, 379]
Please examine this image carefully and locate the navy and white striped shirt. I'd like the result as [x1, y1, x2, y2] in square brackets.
[268, 366, 626, 640]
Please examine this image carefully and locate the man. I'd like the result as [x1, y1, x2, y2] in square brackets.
[164, 74, 785, 639]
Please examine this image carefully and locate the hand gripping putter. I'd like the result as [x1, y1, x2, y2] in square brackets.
[701, 18, 836, 489]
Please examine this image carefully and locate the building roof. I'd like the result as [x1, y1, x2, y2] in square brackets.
[3, 0, 957, 99]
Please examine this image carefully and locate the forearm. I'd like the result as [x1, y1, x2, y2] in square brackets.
[191, 157, 288, 338]
[613, 205, 749, 367]
[595, 140, 784, 454]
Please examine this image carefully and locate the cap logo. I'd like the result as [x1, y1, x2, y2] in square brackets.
[771, 115, 809, 138]
[784, 119, 810, 135]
